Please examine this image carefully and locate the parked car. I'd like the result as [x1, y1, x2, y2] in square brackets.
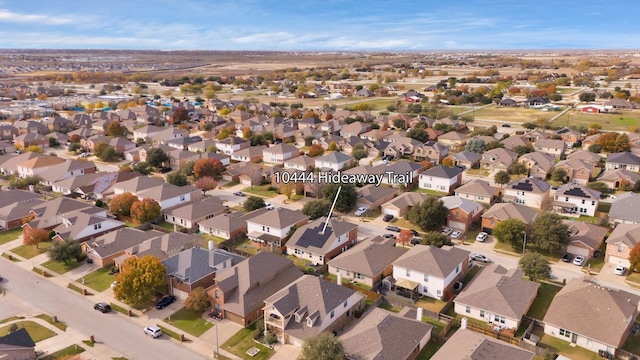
[614, 264, 627, 276]
[451, 230, 462, 239]
[410, 237, 421, 245]
[470, 254, 492, 263]
[561, 253, 573, 263]
[572, 256, 585, 266]
[385, 225, 401, 232]
[354, 206, 369, 217]
[159, 166, 172, 173]
[155, 295, 176, 310]
[94, 302, 111, 313]
[265, 202, 274, 210]
[144, 325, 163, 338]
[383, 233, 396, 240]
[476, 232, 488, 242]
[410, 229, 419, 236]
[233, 191, 245, 197]
[382, 214, 394, 222]
[441, 227, 453, 236]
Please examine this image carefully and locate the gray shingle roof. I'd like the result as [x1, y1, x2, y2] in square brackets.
[431, 329, 534, 360]
[420, 165, 464, 179]
[393, 245, 470, 277]
[162, 247, 242, 284]
[287, 217, 358, 256]
[328, 238, 406, 277]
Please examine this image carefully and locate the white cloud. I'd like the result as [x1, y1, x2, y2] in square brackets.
[0, 9, 75, 25]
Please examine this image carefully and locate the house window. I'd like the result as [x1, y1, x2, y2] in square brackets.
[581, 199, 585, 204]
[344, 300, 348, 308]
[456, 265, 460, 273]
[591, 201, 595, 205]
[214, 290, 219, 299]
[455, 212, 460, 219]
[319, 256, 323, 262]
[436, 289, 441, 297]
[424, 274, 429, 282]
[330, 310, 334, 318]
[559, 328, 571, 338]
[94, 223, 102, 230]
[180, 195, 186, 202]
[491, 219, 495, 225]
[618, 245, 624, 253]
[465, 306, 471, 314]
[565, 197, 569, 201]
[406, 269, 410, 277]
[480, 310, 485, 318]
[495, 315, 506, 324]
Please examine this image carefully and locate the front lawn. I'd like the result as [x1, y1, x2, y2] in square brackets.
[35, 314, 67, 331]
[78, 267, 114, 292]
[10, 241, 53, 259]
[221, 324, 274, 360]
[389, 217, 421, 232]
[0, 228, 22, 245]
[0, 321, 57, 342]
[40, 344, 85, 360]
[526, 282, 563, 320]
[164, 307, 213, 337]
[243, 184, 278, 198]
[42, 258, 83, 274]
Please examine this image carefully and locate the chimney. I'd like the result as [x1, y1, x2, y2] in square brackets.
[461, 317, 467, 330]
[416, 307, 423, 322]
[336, 272, 342, 286]
[208, 240, 214, 250]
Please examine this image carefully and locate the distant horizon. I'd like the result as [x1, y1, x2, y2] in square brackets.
[1, 1, 640, 51]
[0, 48, 638, 53]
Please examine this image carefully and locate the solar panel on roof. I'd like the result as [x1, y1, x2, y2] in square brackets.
[563, 186, 590, 198]
[511, 179, 534, 191]
[295, 226, 332, 248]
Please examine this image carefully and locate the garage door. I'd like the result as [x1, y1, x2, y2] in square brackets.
[607, 255, 630, 267]
[382, 207, 400, 218]
[224, 310, 244, 325]
[448, 221, 466, 230]
[566, 246, 590, 258]
[172, 289, 188, 300]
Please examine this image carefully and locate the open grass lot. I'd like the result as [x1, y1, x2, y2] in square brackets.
[78, 267, 114, 292]
[35, 314, 67, 331]
[564, 110, 640, 131]
[243, 184, 278, 198]
[40, 344, 85, 360]
[10, 241, 53, 259]
[0, 321, 57, 342]
[526, 282, 563, 320]
[416, 297, 447, 313]
[473, 106, 559, 123]
[0, 228, 22, 245]
[42, 258, 83, 274]
[164, 307, 213, 337]
[201, 233, 227, 245]
[156, 221, 175, 231]
[221, 324, 274, 360]
[389, 217, 421, 232]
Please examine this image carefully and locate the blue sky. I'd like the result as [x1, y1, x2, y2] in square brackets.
[0, 0, 638, 51]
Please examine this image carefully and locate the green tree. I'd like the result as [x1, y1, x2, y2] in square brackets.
[513, 145, 535, 157]
[494, 170, 511, 189]
[69, 142, 82, 153]
[551, 168, 568, 183]
[508, 162, 528, 177]
[109, 192, 139, 217]
[146, 148, 169, 168]
[351, 144, 368, 165]
[48, 240, 83, 264]
[93, 142, 108, 158]
[130, 198, 161, 223]
[166, 172, 188, 186]
[420, 231, 452, 248]
[132, 161, 153, 175]
[407, 197, 448, 232]
[406, 127, 429, 142]
[172, 107, 190, 125]
[464, 138, 486, 153]
[301, 199, 332, 220]
[185, 287, 210, 313]
[579, 92, 596, 102]
[529, 213, 570, 253]
[321, 183, 358, 213]
[298, 332, 345, 360]
[587, 181, 610, 194]
[181, 160, 196, 177]
[106, 121, 127, 137]
[243, 196, 266, 212]
[99, 145, 120, 162]
[114, 255, 167, 308]
[49, 137, 59, 148]
[493, 219, 527, 251]
[518, 252, 551, 281]
[485, 141, 504, 150]
[588, 144, 602, 153]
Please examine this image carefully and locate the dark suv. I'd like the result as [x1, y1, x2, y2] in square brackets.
[94, 302, 111, 313]
[155, 295, 176, 310]
[385, 225, 401, 233]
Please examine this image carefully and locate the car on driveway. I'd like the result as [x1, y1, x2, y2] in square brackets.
[94, 302, 111, 313]
[354, 206, 369, 217]
[470, 254, 492, 263]
[382, 214, 394, 222]
[561, 253, 573, 263]
[265, 202, 274, 210]
[155, 295, 176, 310]
[451, 230, 462, 239]
[385, 225, 401, 232]
[441, 227, 453, 236]
[572, 256, 585, 266]
[614, 264, 627, 276]
[476, 232, 488, 242]
[383, 234, 396, 240]
[410, 237, 421, 245]
[144, 325, 163, 338]
[233, 191, 245, 197]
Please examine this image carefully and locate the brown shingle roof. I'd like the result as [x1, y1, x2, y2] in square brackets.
[393, 245, 469, 277]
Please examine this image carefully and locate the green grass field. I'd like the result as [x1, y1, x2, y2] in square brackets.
[0, 228, 22, 245]
[0, 321, 57, 342]
[10, 241, 53, 259]
[526, 282, 563, 320]
[42, 259, 83, 274]
[164, 307, 213, 337]
[79, 268, 114, 292]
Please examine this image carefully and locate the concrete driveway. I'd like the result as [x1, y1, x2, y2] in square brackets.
[596, 262, 628, 285]
[269, 343, 300, 360]
[200, 318, 242, 352]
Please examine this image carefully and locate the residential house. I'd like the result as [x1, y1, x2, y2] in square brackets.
[431, 329, 534, 360]
[597, 168, 640, 190]
[135, 183, 202, 210]
[163, 247, 244, 299]
[17, 155, 65, 178]
[187, 138, 217, 153]
[609, 193, 640, 225]
[564, 220, 608, 258]
[554, 158, 594, 186]
[444, 150, 482, 169]
[418, 165, 463, 194]
[230, 145, 266, 163]
[543, 279, 640, 356]
[24, 197, 95, 230]
[15, 120, 49, 135]
[454, 265, 539, 330]
[286, 217, 358, 266]
[0, 124, 18, 140]
[381, 192, 428, 218]
[263, 275, 366, 346]
[262, 143, 300, 164]
[0, 328, 37, 360]
[411, 141, 448, 164]
[372, 161, 424, 188]
[207, 251, 304, 326]
[38, 159, 97, 186]
[58, 171, 138, 199]
[198, 211, 248, 241]
[340, 122, 371, 138]
[454, 180, 500, 205]
[284, 155, 315, 171]
[221, 162, 264, 183]
[112, 176, 165, 196]
[566, 149, 602, 167]
[356, 184, 397, 211]
[480, 148, 518, 171]
[246, 208, 310, 249]
[555, 127, 581, 146]
[0, 152, 43, 176]
[552, 183, 599, 217]
[13, 133, 49, 149]
[392, 245, 470, 300]
[215, 136, 250, 155]
[503, 177, 550, 209]
[0, 189, 45, 230]
[481, 203, 538, 234]
[113, 232, 201, 270]
[441, 196, 484, 231]
[328, 236, 405, 288]
[501, 136, 529, 151]
[605, 224, 640, 266]
[340, 307, 432, 360]
[359, 129, 393, 142]
[51, 210, 124, 243]
[606, 152, 640, 171]
[523, 130, 549, 143]
[437, 131, 468, 149]
[519, 152, 555, 179]
[82, 228, 164, 268]
[162, 197, 228, 230]
[314, 152, 354, 171]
